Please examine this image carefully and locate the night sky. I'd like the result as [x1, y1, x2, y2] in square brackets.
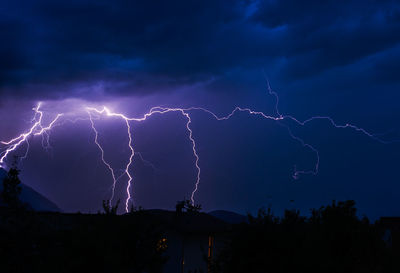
[1, 0, 400, 218]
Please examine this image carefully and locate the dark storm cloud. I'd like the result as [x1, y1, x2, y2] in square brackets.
[1, 0, 400, 98]
[2, 0, 400, 218]
[252, 0, 400, 78]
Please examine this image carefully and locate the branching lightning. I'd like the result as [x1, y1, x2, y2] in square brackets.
[0, 103, 63, 167]
[0, 85, 392, 213]
[85, 106, 201, 210]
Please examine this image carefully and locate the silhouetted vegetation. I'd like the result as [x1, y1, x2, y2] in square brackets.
[1, 167, 22, 209]
[0, 182, 167, 273]
[129, 204, 144, 214]
[176, 199, 202, 214]
[0, 210, 168, 273]
[102, 199, 120, 215]
[211, 200, 396, 273]
[0, 172, 398, 273]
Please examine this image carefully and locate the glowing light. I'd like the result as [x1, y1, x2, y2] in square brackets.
[0, 84, 392, 213]
[87, 112, 118, 204]
[85, 106, 201, 211]
[0, 103, 62, 168]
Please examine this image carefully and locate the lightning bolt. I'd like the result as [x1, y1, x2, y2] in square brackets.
[86, 107, 136, 212]
[0, 84, 394, 213]
[0, 103, 63, 168]
[135, 152, 158, 171]
[87, 113, 118, 204]
[85, 106, 201, 211]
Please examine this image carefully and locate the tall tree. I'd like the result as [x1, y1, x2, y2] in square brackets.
[1, 167, 22, 208]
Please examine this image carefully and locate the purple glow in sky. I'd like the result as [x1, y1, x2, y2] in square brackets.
[0, 85, 393, 213]
[1, 0, 400, 217]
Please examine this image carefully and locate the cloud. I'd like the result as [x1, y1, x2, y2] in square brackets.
[1, 0, 400, 99]
[253, 0, 400, 77]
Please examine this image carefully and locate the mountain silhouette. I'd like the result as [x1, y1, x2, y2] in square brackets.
[0, 168, 60, 212]
[208, 210, 248, 224]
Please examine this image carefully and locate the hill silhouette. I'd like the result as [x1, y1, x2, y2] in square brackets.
[0, 168, 60, 212]
[208, 210, 248, 224]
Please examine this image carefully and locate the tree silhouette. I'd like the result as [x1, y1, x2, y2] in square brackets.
[102, 199, 120, 215]
[1, 167, 22, 208]
[176, 199, 202, 213]
[211, 200, 392, 273]
[186, 200, 202, 213]
[129, 204, 144, 214]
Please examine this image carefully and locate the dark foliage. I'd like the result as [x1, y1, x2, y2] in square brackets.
[0, 210, 168, 273]
[102, 199, 120, 215]
[176, 199, 202, 214]
[211, 200, 396, 273]
[1, 167, 22, 208]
